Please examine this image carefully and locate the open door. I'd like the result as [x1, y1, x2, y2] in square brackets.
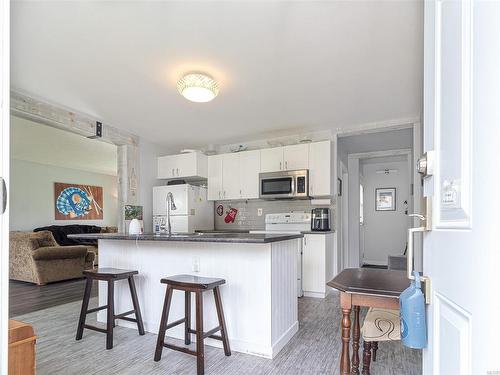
[419, 1, 500, 373]
[0, 0, 9, 372]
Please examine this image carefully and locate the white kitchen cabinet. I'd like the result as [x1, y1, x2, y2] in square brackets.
[283, 144, 309, 170]
[157, 152, 207, 179]
[222, 153, 240, 200]
[260, 147, 284, 172]
[207, 155, 223, 200]
[239, 150, 260, 199]
[302, 232, 336, 298]
[308, 140, 332, 196]
[208, 150, 261, 201]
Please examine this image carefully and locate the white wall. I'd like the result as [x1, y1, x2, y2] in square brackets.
[10, 159, 118, 231]
[361, 159, 409, 265]
[138, 139, 171, 232]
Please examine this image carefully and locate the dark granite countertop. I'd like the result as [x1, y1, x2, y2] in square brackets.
[68, 232, 304, 244]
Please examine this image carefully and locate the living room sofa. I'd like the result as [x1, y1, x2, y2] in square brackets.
[9, 231, 95, 285]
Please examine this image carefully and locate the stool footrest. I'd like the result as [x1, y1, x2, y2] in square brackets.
[86, 305, 107, 314]
[83, 324, 107, 334]
[163, 343, 197, 356]
[166, 318, 186, 330]
[118, 316, 138, 323]
[114, 310, 135, 319]
[203, 326, 222, 339]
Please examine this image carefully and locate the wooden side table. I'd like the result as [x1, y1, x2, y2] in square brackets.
[327, 268, 410, 375]
[9, 319, 36, 375]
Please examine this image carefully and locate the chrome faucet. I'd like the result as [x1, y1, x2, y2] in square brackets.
[165, 192, 177, 235]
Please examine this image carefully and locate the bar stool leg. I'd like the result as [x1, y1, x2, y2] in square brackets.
[154, 286, 173, 362]
[106, 280, 115, 350]
[76, 277, 93, 340]
[185, 291, 191, 345]
[371, 342, 378, 362]
[195, 291, 204, 375]
[128, 276, 145, 335]
[213, 286, 231, 356]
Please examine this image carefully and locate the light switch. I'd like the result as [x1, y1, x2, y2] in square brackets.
[257, 208, 263, 216]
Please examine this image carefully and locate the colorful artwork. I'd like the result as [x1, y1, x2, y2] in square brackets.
[54, 183, 103, 220]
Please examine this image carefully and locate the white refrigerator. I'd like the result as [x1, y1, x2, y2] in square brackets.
[152, 184, 214, 233]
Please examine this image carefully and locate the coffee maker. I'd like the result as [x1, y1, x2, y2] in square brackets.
[311, 207, 331, 231]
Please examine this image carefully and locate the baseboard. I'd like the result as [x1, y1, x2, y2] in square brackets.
[271, 320, 299, 358]
[303, 291, 326, 299]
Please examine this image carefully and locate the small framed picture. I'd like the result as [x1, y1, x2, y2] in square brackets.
[375, 188, 396, 211]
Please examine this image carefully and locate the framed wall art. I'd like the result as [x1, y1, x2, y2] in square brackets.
[375, 187, 396, 211]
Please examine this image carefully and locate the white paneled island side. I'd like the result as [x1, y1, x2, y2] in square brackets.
[69, 233, 302, 358]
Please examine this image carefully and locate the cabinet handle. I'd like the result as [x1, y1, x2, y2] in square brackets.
[280, 161, 282, 170]
[172, 168, 175, 176]
[176, 168, 179, 176]
[224, 191, 226, 199]
[240, 189, 242, 197]
[285, 161, 288, 170]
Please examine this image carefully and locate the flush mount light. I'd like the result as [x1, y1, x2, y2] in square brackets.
[177, 73, 219, 103]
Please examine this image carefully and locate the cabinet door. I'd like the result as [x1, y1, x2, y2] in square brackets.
[175, 153, 197, 178]
[283, 144, 309, 170]
[302, 234, 326, 294]
[309, 141, 332, 196]
[260, 147, 283, 172]
[239, 150, 260, 199]
[157, 156, 176, 179]
[207, 155, 223, 201]
[222, 154, 240, 200]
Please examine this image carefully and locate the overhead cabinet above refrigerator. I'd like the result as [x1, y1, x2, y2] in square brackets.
[157, 152, 208, 180]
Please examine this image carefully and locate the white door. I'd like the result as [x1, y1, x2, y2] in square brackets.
[0, 0, 9, 372]
[283, 143, 309, 171]
[221, 153, 240, 200]
[422, 1, 499, 373]
[157, 155, 176, 178]
[239, 150, 260, 199]
[207, 155, 223, 200]
[260, 147, 283, 172]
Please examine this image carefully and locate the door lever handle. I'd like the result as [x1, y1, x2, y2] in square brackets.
[408, 213, 426, 221]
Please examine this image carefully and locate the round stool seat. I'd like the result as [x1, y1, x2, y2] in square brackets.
[361, 307, 401, 342]
[83, 268, 138, 280]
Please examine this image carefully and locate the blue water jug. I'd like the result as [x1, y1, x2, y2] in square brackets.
[400, 271, 427, 349]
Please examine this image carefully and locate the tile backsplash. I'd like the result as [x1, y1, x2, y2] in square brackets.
[214, 199, 335, 231]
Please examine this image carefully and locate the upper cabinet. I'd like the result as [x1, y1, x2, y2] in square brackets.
[208, 150, 260, 201]
[190, 140, 332, 201]
[260, 147, 284, 172]
[309, 140, 332, 197]
[283, 144, 309, 170]
[157, 152, 208, 180]
[260, 144, 309, 173]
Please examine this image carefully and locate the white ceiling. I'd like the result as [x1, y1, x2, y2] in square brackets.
[11, 115, 118, 176]
[11, 1, 423, 151]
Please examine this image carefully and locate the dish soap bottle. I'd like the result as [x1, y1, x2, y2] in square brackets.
[400, 271, 427, 349]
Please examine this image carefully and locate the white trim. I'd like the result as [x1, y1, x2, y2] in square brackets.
[348, 148, 413, 160]
[303, 291, 327, 299]
[334, 116, 420, 138]
[0, 0, 9, 373]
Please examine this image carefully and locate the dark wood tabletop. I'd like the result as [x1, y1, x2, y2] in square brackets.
[327, 268, 410, 298]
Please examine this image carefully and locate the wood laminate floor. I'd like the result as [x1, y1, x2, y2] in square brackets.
[9, 278, 97, 317]
[12, 292, 422, 374]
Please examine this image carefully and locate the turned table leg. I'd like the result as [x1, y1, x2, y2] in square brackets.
[351, 306, 360, 375]
[341, 307, 352, 375]
[362, 341, 372, 375]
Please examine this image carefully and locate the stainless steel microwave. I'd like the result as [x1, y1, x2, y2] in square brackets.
[259, 170, 309, 199]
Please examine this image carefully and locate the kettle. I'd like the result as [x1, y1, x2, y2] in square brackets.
[400, 271, 427, 349]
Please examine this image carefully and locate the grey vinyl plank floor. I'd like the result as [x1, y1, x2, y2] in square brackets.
[12, 292, 421, 375]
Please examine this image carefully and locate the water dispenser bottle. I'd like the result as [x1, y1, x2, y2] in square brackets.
[400, 271, 427, 349]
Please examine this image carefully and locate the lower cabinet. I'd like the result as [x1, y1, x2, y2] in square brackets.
[302, 232, 337, 298]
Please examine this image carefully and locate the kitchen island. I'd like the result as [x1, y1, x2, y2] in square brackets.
[69, 232, 303, 358]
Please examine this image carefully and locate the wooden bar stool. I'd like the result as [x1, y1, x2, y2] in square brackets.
[154, 274, 231, 375]
[360, 308, 401, 375]
[76, 268, 145, 349]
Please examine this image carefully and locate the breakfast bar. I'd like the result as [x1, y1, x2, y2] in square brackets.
[70, 232, 303, 358]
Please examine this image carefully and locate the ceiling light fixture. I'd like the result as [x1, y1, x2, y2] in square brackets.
[177, 73, 219, 103]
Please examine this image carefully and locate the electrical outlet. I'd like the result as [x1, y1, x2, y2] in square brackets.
[257, 208, 263, 216]
[192, 256, 200, 272]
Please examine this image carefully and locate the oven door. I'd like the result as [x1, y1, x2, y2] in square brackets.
[259, 174, 295, 198]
